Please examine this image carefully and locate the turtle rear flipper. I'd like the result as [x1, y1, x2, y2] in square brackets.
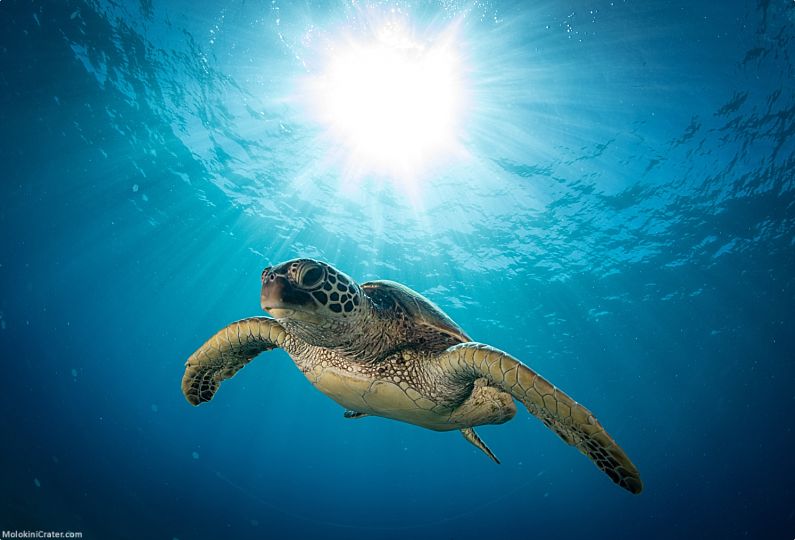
[343, 410, 369, 419]
[438, 343, 643, 495]
[460, 428, 500, 464]
[182, 317, 286, 406]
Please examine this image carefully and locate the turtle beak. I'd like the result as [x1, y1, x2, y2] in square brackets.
[261, 271, 287, 313]
[260, 271, 317, 320]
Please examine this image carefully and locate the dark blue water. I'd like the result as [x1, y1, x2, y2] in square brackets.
[2, 0, 794, 538]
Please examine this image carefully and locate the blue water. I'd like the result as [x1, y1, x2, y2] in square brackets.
[1, 0, 794, 538]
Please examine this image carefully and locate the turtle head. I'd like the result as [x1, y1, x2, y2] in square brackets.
[260, 259, 365, 337]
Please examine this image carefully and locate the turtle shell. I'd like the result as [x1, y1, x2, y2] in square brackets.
[361, 280, 472, 344]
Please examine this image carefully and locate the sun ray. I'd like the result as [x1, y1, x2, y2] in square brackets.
[300, 19, 469, 199]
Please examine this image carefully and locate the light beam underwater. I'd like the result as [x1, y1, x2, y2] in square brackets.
[304, 23, 468, 189]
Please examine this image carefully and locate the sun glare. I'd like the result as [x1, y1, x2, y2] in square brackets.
[308, 25, 466, 181]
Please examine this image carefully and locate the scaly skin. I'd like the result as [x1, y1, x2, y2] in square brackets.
[182, 317, 286, 406]
[438, 343, 643, 494]
[182, 258, 643, 494]
[282, 334, 516, 432]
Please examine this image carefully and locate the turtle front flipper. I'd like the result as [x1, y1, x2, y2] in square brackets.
[437, 343, 643, 494]
[182, 317, 286, 406]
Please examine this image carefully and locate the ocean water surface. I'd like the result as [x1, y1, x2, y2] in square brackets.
[1, 0, 794, 538]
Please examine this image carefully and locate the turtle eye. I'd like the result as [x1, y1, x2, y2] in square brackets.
[299, 264, 324, 289]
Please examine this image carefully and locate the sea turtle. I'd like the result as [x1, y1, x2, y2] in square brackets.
[182, 258, 642, 494]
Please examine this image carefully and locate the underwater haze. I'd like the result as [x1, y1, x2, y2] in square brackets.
[1, 0, 794, 538]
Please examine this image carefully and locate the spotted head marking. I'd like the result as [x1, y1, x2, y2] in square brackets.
[260, 258, 364, 324]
